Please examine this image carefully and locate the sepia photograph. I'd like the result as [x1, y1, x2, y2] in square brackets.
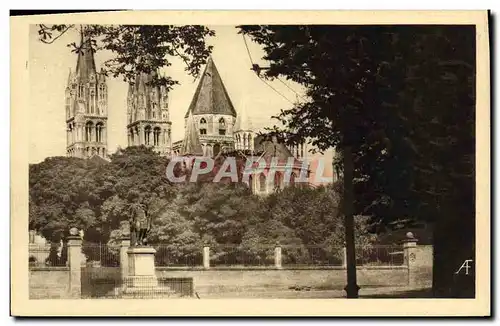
[10, 10, 490, 316]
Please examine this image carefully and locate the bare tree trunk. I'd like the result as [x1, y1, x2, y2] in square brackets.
[343, 145, 360, 298]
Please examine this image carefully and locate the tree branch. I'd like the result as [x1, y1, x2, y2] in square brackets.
[39, 24, 75, 45]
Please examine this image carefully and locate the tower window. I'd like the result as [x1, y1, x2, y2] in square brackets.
[90, 90, 95, 114]
[99, 84, 106, 101]
[153, 128, 161, 146]
[219, 118, 226, 135]
[95, 123, 103, 143]
[85, 122, 94, 142]
[144, 126, 152, 145]
[78, 85, 85, 98]
[199, 118, 207, 135]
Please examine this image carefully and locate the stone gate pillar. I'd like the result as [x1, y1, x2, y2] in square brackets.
[203, 246, 210, 269]
[120, 237, 131, 280]
[67, 228, 83, 298]
[274, 243, 282, 269]
[402, 232, 419, 287]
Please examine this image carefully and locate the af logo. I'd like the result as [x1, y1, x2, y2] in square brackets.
[455, 259, 474, 275]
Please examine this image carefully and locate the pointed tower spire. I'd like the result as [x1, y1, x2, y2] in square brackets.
[75, 25, 97, 81]
[181, 112, 204, 156]
[184, 56, 237, 118]
[234, 104, 253, 132]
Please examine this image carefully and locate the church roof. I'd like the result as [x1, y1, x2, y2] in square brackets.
[184, 57, 237, 118]
[253, 135, 295, 161]
[75, 27, 97, 82]
[180, 113, 204, 156]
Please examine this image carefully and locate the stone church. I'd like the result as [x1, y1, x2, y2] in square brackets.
[172, 57, 308, 195]
[65, 29, 108, 159]
[64, 30, 308, 193]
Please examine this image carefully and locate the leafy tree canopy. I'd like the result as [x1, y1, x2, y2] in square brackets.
[37, 24, 216, 89]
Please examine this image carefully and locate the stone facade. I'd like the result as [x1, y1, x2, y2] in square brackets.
[65, 27, 108, 159]
[126, 71, 172, 156]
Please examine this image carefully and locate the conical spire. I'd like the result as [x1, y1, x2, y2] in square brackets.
[234, 104, 253, 132]
[180, 112, 204, 156]
[184, 56, 237, 118]
[75, 26, 97, 81]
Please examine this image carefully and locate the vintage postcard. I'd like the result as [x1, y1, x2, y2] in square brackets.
[10, 10, 490, 316]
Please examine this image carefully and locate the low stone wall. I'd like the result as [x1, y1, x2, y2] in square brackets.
[29, 267, 70, 299]
[77, 265, 409, 298]
[155, 266, 409, 296]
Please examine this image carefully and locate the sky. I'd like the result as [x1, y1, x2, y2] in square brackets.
[28, 24, 333, 178]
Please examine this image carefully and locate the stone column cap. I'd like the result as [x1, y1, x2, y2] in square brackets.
[401, 232, 419, 245]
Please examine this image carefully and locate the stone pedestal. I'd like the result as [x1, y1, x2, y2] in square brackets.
[121, 246, 178, 298]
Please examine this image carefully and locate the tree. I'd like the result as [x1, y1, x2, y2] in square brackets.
[37, 24, 215, 88]
[98, 146, 177, 243]
[239, 25, 475, 297]
[239, 25, 397, 297]
[29, 156, 102, 242]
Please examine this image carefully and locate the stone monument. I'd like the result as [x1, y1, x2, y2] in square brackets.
[120, 205, 177, 298]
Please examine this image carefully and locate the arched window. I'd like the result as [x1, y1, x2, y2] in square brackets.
[90, 90, 95, 114]
[199, 118, 207, 135]
[213, 143, 221, 157]
[95, 123, 103, 143]
[248, 134, 252, 150]
[99, 84, 106, 101]
[130, 129, 135, 145]
[78, 84, 85, 99]
[219, 118, 226, 135]
[259, 173, 266, 192]
[85, 122, 94, 142]
[144, 126, 152, 145]
[153, 127, 161, 146]
[290, 172, 296, 187]
[243, 133, 247, 149]
[235, 134, 240, 149]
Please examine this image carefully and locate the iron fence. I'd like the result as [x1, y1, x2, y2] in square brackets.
[210, 244, 276, 267]
[356, 245, 405, 266]
[281, 245, 344, 267]
[31, 242, 405, 269]
[81, 243, 120, 267]
[152, 244, 203, 267]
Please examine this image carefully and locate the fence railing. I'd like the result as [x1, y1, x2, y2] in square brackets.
[81, 243, 120, 267]
[29, 242, 405, 269]
[153, 244, 203, 267]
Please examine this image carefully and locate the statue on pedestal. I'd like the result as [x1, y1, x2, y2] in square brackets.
[129, 203, 152, 247]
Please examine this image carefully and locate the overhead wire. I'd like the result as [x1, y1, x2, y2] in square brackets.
[242, 34, 297, 105]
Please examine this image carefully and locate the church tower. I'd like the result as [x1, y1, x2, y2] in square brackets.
[127, 69, 172, 156]
[183, 56, 237, 157]
[65, 26, 108, 159]
[234, 105, 255, 153]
